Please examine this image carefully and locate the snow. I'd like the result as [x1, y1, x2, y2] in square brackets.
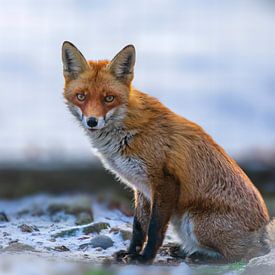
[0, 194, 274, 275]
[0, 194, 180, 274]
[0, 194, 131, 259]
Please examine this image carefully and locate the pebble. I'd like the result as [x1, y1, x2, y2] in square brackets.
[89, 235, 114, 249]
[19, 224, 39, 233]
[53, 245, 70, 252]
[79, 235, 114, 250]
[82, 222, 110, 234]
[52, 222, 110, 238]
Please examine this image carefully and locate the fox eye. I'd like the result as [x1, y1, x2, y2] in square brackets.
[104, 95, 115, 103]
[76, 93, 86, 101]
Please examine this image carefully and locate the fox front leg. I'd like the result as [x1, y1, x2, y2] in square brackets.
[128, 191, 151, 254]
[136, 192, 174, 264]
[115, 191, 151, 261]
[134, 172, 178, 264]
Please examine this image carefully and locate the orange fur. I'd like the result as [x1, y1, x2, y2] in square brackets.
[62, 42, 270, 263]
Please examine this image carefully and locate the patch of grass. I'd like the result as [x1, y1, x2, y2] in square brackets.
[195, 261, 246, 275]
[228, 261, 246, 271]
[83, 269, 114, 275]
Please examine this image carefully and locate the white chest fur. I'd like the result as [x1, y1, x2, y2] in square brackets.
[89, 128, 151, 199]
[103, 154, 150, 198]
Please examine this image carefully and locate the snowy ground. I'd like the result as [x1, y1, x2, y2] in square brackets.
[0, 195, 134, 262]
[0, 194, 274, 275]
[1, 0, 275, 163]
[0, 194, 181, 274]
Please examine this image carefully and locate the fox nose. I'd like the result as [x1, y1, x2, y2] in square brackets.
[87, 117, 98, 128]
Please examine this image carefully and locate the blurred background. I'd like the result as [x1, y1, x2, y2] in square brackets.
[0, 0, 274, 208]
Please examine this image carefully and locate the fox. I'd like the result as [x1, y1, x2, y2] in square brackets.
[61, 41, 271, 264]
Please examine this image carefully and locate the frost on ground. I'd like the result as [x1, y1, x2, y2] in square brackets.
[0, 194, 181, 274]
[0, 194, 274, 275]
[0, 194, 135, 263]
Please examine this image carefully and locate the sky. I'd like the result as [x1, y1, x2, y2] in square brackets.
[0, 0, 275, 163]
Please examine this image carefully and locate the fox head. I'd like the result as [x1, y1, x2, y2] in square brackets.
[62, 41, 135, 130]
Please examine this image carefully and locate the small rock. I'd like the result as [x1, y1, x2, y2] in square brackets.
[3, 232, 10, 237]
[19, 224, 39, 233]
[83, 222, 110, 234]
[52, 227, 79, 238]
[3, 242, 36, 252]
[79, 235, 114, 250]
[0, 212, 9, 222]
[52, 222, 110, 238]
[19, 224, 33, 233]
[53, 245, 70, 252]
[90, 235, 114, 249]
[75, 212, 93, 225]
[243, 249, 275, 274]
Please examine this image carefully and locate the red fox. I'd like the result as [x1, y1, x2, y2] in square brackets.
[62, 41, 271, 264]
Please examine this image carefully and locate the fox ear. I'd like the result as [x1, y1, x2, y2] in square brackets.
[62, 41, 89, 80]
[108, 45, 135, 85]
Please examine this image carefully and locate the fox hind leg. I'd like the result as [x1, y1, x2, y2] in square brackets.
[171, 212, 224, 263]
[191, 211, 270, 263]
